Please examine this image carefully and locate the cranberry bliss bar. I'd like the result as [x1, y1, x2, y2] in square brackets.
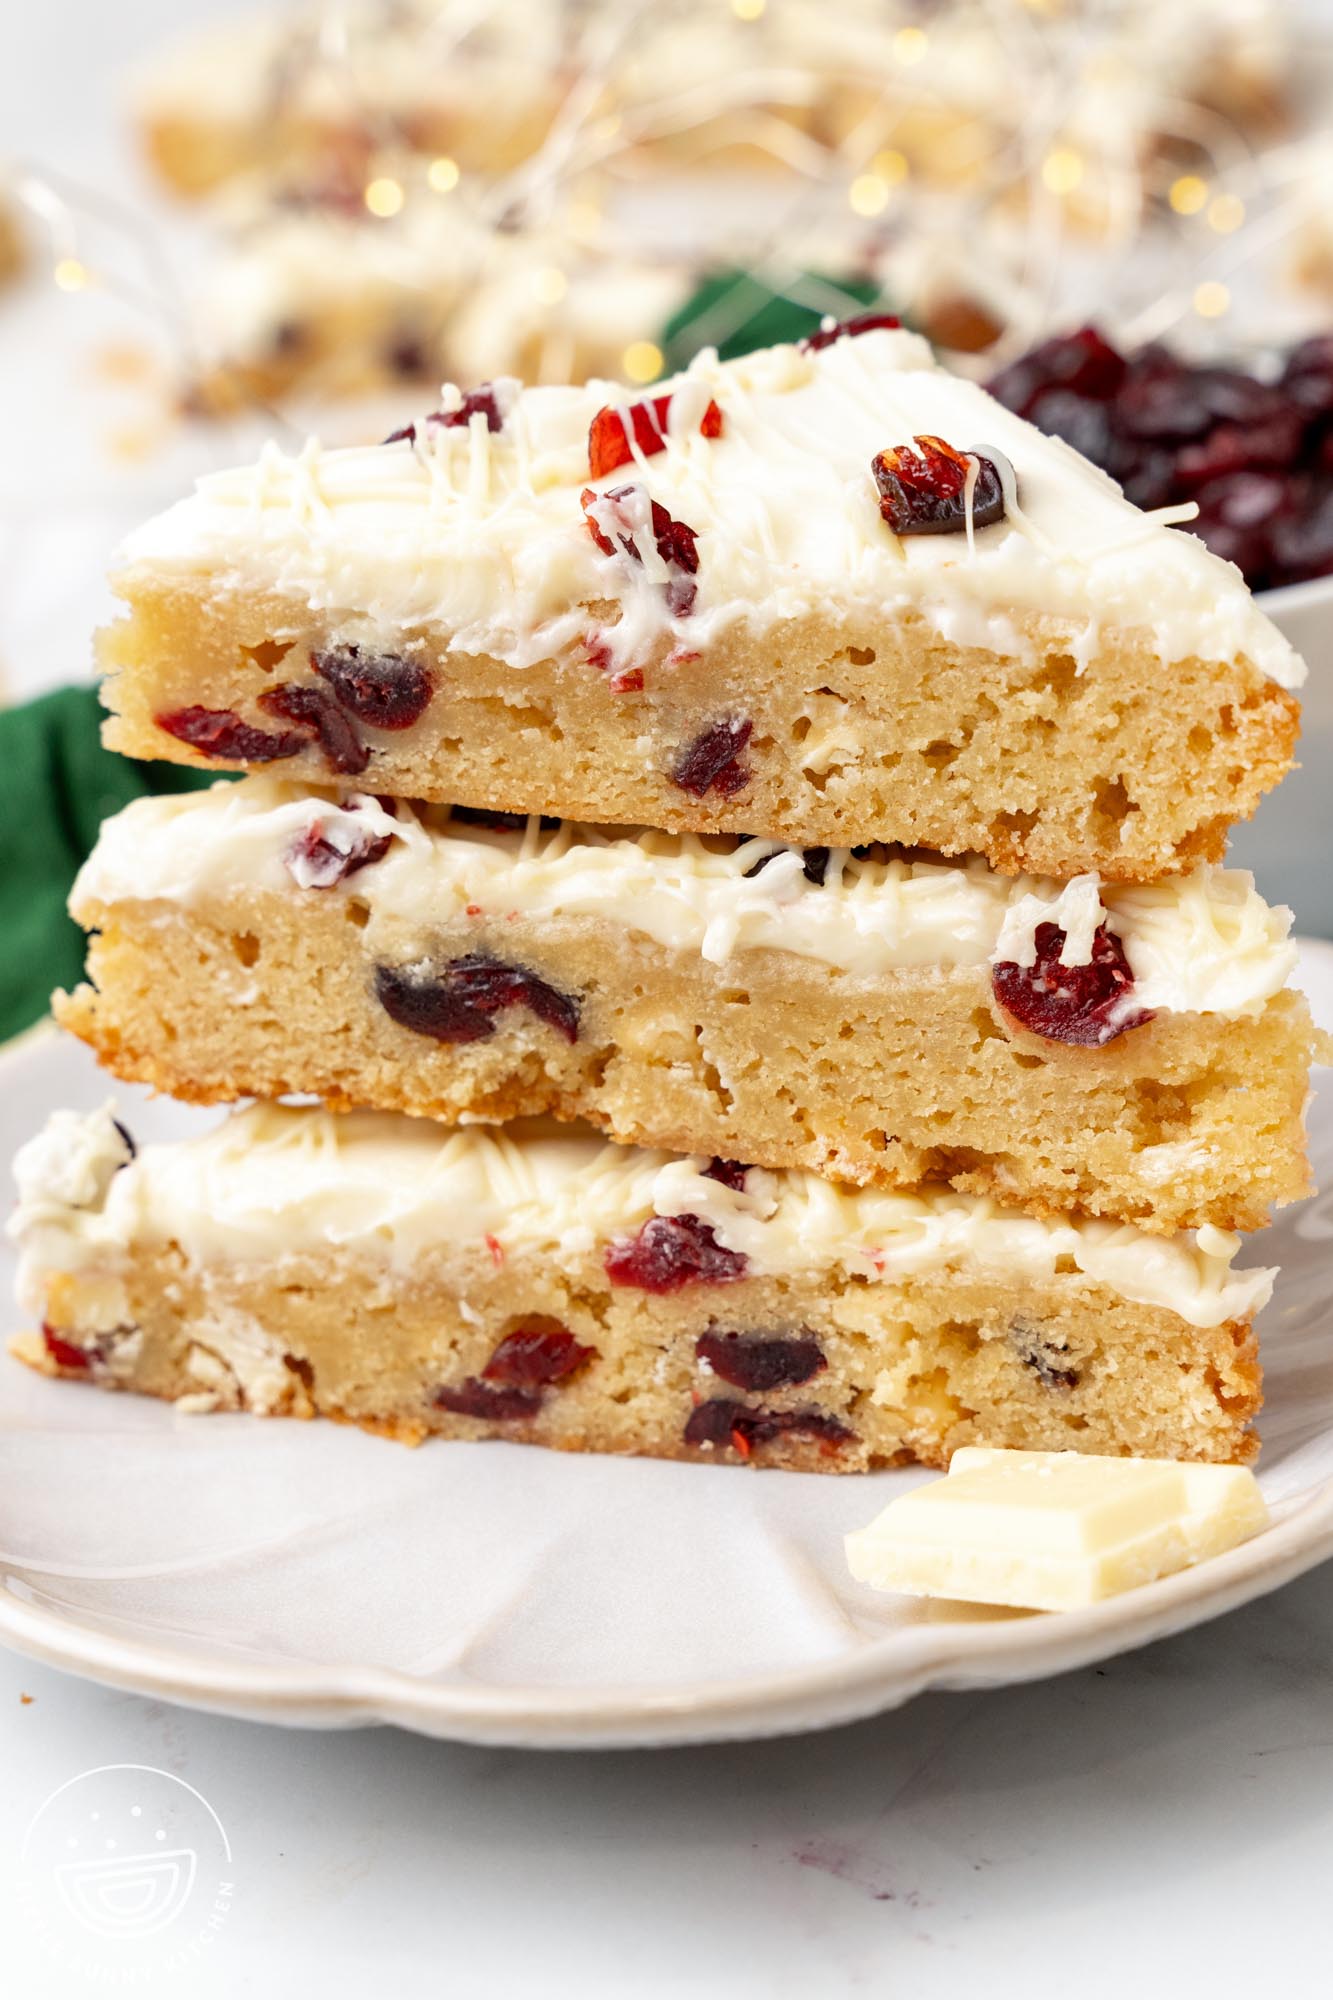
[98, 323, 1301, 882]
[10, 1105, 1267, 1471]
[57, 780, 1317, 1233]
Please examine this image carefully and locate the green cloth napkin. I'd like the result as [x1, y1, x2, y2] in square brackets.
[1, 685, 225, 1043]
[659, 267, 885, 375]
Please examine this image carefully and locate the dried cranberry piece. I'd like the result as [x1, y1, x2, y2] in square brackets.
[1114, 362, 1213, 445]
[385, 335, 428, 380]
[155, 706, 307, 764]
[992, 920, 1152, 1047]
[448, 805, 561, 832]
[987, 326, 1126, 417]
[740, 841, 829, 884]
[311, 645, 434, 729]
[1008, 1319, 1079, 1390]
[587, 392, 723, 478]
[374, 954, 580, 1044]
[383, 384, 507, 444]
[1191, 470, 1292, 583]
[483, 1327, 594, 1386]
[672, 717, 753, 799]
[1281, 336, 1333, 417]
[1173, 412, 1305, 489]
[1270, 487, 1333, 584]
[1114, 446, 1178, 511]
[433, 385, 506, 434]
[872, 436, 1006, 536]
[604, 1215, 748, 1292]
[702, 1158, 749, 1191]
[259, 683, 369, 775]
[284, 819, 391, 888]
[42, 1325, 94, 1372]
[988, 322, 1333, 589]
[450, 805, 526, 831]
[1026, 390, 1116, 469]
[580, 484, 701, 616]
[800, 311, 902, 354]
[696, 1332, 826, 1391]
[434, 1379, 542, 1421]
[683, 1399, 852, 1457]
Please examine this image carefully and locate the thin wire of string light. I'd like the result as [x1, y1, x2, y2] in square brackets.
[13, 0, 1333, 409]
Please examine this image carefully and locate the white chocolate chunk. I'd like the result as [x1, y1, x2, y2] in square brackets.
[845, 1448, 1267, 1611]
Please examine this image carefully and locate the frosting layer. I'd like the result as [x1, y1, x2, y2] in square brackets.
[117, 327, 1303, 686]
[71, 778, 1299, 1018]
[10, 1103, 1274, 1331]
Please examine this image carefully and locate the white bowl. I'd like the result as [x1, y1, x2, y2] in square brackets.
[1228, 572, 1333, 932]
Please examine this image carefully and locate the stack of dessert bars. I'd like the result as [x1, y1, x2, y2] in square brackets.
[11, 320, 1319, 1473]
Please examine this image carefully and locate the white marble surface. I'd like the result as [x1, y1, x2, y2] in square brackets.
[5, 1578, 1333, 1999]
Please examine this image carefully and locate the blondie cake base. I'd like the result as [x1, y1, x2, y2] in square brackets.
[59, 888, 1315, 1235]
[99, 581, 1297, 883]
[11, 1107, 1267, 1472]
[17, 1256, 1262, 1473]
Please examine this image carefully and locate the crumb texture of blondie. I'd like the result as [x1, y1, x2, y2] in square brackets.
[99, 583, 1298, 882]
[19, 1248, 1261, 1474]
[58, 888, 1315, 1234]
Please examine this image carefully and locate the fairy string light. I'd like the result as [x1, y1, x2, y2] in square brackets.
[19, 0, 1333, 428]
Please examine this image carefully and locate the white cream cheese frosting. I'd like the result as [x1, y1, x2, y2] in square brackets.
[116, 326, 1303, 687]
[71, 778, 1298, 1018]
[9, 1104, 1273, 1331]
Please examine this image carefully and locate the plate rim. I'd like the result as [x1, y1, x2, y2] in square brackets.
[5, 1011, 1333, 1750]
[4, 1477, 1333, 1746]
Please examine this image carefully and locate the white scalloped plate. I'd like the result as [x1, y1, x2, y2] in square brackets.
[4, 948, 1333, 1749]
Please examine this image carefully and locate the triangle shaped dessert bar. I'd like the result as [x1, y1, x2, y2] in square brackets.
[11, 323, 1318, 1475]
[11, 1104, 1265, 1469]
[98, 322, 1302, 883]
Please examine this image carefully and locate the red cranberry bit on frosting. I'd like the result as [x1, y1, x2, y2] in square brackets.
[702, 1158, 749, 1191]
[992, 920, 1153, 1047]
[284, 818, 391, 889]
[483, 1327, 595, 1387]
[433, 1379, 543, 1421]
[42, 1325, 95, 1372]
[696, 1332, 827, 1392]
[604, 1215, 748, 1293]
[433, 385, 507, 434]
[587, 392, 723, 479]
[259, 683, 369, 776]
[374, 955, 581, 1045]
[800, 310, 901, 354]
[873, 435, 1006, 537]
[671, 717, 753, 799]
[383, 383, 508, 444]
[683, 1399, 852, 1458]
[311, 646, 434, 729]
[155, 706, 307, 764]
[580, 484, 701, 616]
